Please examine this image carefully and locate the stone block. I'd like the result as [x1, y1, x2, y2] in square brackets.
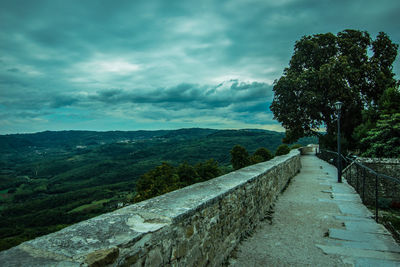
[85, 247, 119, 267]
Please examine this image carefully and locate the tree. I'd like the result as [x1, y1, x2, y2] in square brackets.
[230, 145, 250, 170]
[252, 147, 273, 163]
[378, 87, 400, 114]
[270, 30, 398, 147]
[275, 144, 290, 156]
[360, 87, 400, 158]
[195, 159, 221, 181]
[177, 162, 200, 185]
[361, 113, 400, 158]
[134, 163, 179, 202]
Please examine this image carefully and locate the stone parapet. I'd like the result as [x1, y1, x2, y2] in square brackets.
[0, 150, 301, 267]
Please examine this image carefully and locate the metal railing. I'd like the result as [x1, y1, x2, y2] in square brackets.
[317, 149, 400, 223]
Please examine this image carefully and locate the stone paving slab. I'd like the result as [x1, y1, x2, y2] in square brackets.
[337, 202, 373, 217]
[344, 221, 389, 235]
[332, 193, 362, 202]
[335, 215, 374, 222]
[328, 228, 391, 242]
[354, 257, 400, 267]
[326, 238, 400, 252]
[328, 229, 400, 252]
[316, 244, 400, 261]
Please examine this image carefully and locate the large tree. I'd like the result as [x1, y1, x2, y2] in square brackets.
[270, 30, 398, 146]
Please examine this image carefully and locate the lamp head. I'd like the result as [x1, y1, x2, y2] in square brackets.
[334, 101, 343, 111]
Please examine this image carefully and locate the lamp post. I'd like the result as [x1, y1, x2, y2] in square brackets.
[334, 101, 343, 183]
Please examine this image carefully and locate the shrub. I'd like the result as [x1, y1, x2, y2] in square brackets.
[275, 144, 290, 156]
[230, 145, 250, 170]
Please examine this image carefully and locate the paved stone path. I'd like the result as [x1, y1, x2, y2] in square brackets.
[229, 154, 400, 266]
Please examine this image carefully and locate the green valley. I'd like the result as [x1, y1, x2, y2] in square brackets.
[0, 128, 316, 251]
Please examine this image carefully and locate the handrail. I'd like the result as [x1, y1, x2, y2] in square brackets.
[351, 160, 400, 185]
[317, 148, 400, 223]
[318, 149, 400, 184]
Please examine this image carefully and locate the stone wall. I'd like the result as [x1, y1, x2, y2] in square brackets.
[356, 157, 400, 179]
[0, 150, 301, 267]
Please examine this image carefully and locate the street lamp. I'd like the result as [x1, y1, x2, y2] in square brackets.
[334, 101, 343, 183]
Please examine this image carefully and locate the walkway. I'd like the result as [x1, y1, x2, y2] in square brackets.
[228, 154, 400, 266]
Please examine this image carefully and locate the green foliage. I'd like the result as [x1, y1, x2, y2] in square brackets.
[355, 87, 400, 155]
[230, 145, 251, 170]
[134, 163, 179, 202]
[134, 159, 222, 203]
[195, 159, 221, 181]
[379, 87, 400, 114]
[250, 154, 264, 164]
[361, 113, 400, 158]
[177, 162, 200, 185]
[275, 144, 291, 156]
[253, 148, 273, 161]
[352, 112, 378, 152]
[290, 144, 303, 150]
[270, 30, 398, 147]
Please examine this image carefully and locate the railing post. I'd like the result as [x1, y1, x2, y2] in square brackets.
[349, 160, 352, 184]
[355, 164, 359, 193]
[375, 174, 379, 223]
[356, 164, 359, 194]
[362, 167, 365, 203]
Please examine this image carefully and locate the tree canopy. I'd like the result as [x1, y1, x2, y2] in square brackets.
[270, 30, 398, 146]
[360, 87, 400, 158]
[230, 145, 251, 170]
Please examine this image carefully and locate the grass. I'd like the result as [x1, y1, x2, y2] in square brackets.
[68, 199, 111, 213]
[380, 209, 400, 244]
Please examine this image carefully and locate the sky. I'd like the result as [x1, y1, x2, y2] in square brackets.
[1, 0, 400, 134]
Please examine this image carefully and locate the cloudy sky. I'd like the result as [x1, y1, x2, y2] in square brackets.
[1, 0, 399, 134]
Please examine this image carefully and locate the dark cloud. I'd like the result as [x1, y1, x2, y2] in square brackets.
[50, 95, 80, 108]
[89, 81, 272, 110]
[7, 68, 19, 73]
[0, 0, 399, 133]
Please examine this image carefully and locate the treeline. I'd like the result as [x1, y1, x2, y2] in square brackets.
[230, 144, 298, 170]
[134, 143, 300, 202]
[134, 159, 221, 202]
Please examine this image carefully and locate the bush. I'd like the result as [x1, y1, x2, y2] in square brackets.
[275, 144, 290, 156]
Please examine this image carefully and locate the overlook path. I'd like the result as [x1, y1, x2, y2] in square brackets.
[228, 154, 400, 266]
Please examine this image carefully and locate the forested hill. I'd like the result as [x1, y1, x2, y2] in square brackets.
[0, 128, 215, 151]
[0, 128, 316, 195]
[0, 128, 316, 251]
